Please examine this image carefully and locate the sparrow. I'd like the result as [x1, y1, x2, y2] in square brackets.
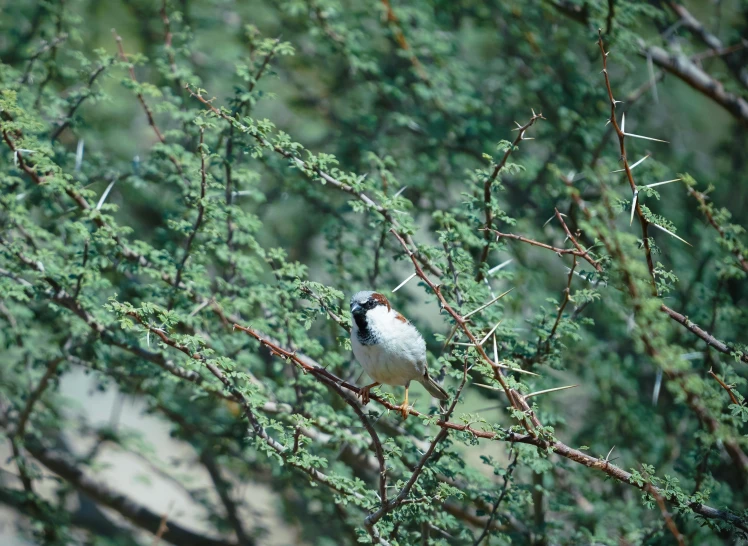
[350, 291, 448, 418]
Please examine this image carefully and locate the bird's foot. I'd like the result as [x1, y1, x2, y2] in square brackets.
[398, 401, 414, 420]
[360, 382, 379, 406]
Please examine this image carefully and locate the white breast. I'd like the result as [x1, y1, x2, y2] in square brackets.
[351, 306, 427, 386]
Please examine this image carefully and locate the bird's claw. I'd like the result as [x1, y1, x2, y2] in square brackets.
[398, 401, 414, 420]
[360, 386, 372, 406]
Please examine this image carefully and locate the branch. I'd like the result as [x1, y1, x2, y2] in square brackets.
[686, 186, 748, 273]
[644, 480, 685, 546]
[667, 2, 748, 90]
[476, 112, 544, 280]
[112, 29, 189, 188]
[199, 452, 253, 545]
[641, 43, 748, 127]
[482, 228, 601, 272]
[661, 304, 748, 364]
[14, 356, 65, 438]
[50, 59, 113, 140]
[598, 31, 657, 294]
[547, 255, 576, 343]
[708, 368, 740, 406]
[185, 84, 444, 279]
[213, 323, 748, 533]
[379, 0, 430, 83]
[173, 127, 208, 293]
[20, 437, 241, 546]
[127, 315, 368, 503]
[472, 452, 518, 545]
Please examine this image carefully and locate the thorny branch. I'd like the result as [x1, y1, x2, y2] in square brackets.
[476, 111, 544, 281]
[112, 29, 189, 188]
[687, 185, 748, 273]
[482, 228, 601, 272]
[233, 312, 747, 533]
[597, 30, 657, 294]
[185, 84, 444, 279]
[644, 480, 685, 546]
[547, 255, 576, 344]
[172, 127, 209, 296]
[472, 452, 519, 546]
[708, 368, 740, 406]
[50, 59, 113, 141]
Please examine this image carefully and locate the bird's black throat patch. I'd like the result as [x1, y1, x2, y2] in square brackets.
[353, 312, 378, 346]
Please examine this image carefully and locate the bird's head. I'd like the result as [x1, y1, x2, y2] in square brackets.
[350, 291, 391, 317]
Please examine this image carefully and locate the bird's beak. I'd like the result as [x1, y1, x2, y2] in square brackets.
[351, 302, 362, 314]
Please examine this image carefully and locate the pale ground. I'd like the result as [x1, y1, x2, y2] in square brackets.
[0, 368, 304, 545]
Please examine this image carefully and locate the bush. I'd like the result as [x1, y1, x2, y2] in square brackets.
[1, 1, 747, 544]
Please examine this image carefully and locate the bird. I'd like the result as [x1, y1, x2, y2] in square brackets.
[350, 290, 448, 418]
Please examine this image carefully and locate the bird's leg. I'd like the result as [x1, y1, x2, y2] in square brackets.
[359, 382, 380, 405]
[398, 384, 411, 419]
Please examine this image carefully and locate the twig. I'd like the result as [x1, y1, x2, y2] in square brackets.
[644, 479, 685, 546]
[151, 504, 171, 546]
[159, 0, 178, 77]
[299, 284, 350, 333]
[14, 357, 65, 439]
[554, 208, 602, 272]
[598, 30, 657, 294]
[661, 305, 748, 364]
[51, 59, 113, 140]
[482, 229, 600, 271]
[113, 29, 165, 143]
[379, 0, 430, 83]
[547, 255, 576, 344]
[686, 186, 748, 273]
[112, 29, 188, 188]
[186, 84, 444, 279]
[20, 33, 68, 84]
[199, 453, 252, 545]
[476, 112, 544, 280]
[172, 127, 208, 294]
[472, 452, 518, 545]
[708, 368, 740, 406]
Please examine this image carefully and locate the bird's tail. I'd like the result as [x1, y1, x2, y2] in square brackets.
[420, 373, 449, 400]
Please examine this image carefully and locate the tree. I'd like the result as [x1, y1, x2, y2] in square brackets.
[1, 1, 747, 544]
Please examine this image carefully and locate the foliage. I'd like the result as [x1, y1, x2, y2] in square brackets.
[1, 1, 747, 545]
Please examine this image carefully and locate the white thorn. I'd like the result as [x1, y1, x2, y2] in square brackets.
[96, 178, 118, 210]
[479, 319, 503, 346]
[645, 178, 682, 188]
[652, 368, 663, 405]
[487, 259, 513, 276]
[75, 139, 85, 172]
[630, 191, 638, 226]
[463, 288, 515, 319]
[623, 132, 669, 143]
[628, 154, 650, 171]
[393, 185, 408, 198]
[392, 272, 417, 293]
[651, 222, 692, 246]
[523, 384, 579, 400]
